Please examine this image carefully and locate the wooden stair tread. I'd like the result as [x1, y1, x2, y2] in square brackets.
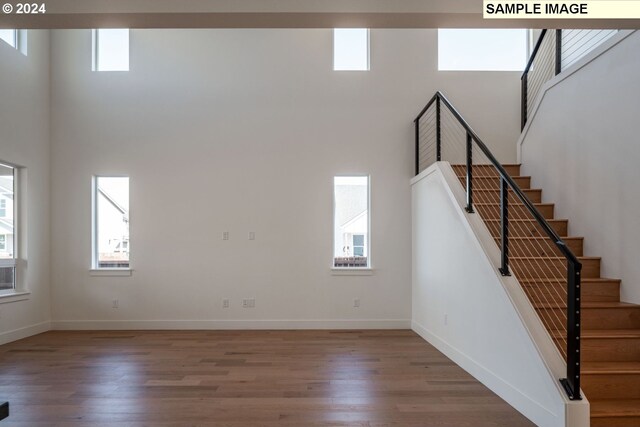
[519, 277, 620, 284]
[554, 329, 640, 339]
[501, 236, 582, 241]
[535, 302, 638, 309]
[455, 175, 532, 180]
[474, 202, 553, 207]
[474, 188, 541, 192]
[551, 330, 640, 339]
[483, 219, 568, 224]
[452, 163, 522, 166]
[583, 361, 640, 374]
[590, 399, 640, 417]
[511, 256, 600, 261]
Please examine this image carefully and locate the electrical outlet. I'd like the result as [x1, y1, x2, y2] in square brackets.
[353, 298, 360, 308]
[248, 232, 255, 241]
[112, 299, 119, 309]
[222, 231, 229, 241]
[242, 298, 255, 308]
[222, 298, 230, 308]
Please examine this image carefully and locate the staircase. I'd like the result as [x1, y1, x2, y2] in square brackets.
[452, 164, 640, 427]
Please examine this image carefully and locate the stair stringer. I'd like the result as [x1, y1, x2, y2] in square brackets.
[411, 161, 589, 427]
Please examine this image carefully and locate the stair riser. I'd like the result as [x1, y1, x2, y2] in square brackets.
[580, 338, 640, 362]
[457, 176, 532, 190]
[591, 417, 640, 427]
[540, 307, 640, 330]
[485, 220, 568, 239]
[511, 258, 600, 279]
[498, 238, 583, 257]
[581, 283, 621, 302]
[473, 190, 542, 204]
[452, 164, 521, 177]
[478, 203, 555, 220]
[523, 282, 620, 303]
[582, 374, 640, 399]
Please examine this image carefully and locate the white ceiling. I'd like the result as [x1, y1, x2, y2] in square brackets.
[0, 0, 632, 29]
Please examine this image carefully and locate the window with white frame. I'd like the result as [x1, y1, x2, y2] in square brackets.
[92, 29, 130, 72]
[438, 29, 528, 71]
[0, 29, 26, 54]
[333, 176, 370, 268]
[0, 29, 17, 48]
[0, 163, 17, 292]
[93, 176, 130, 269]
[334, 29, 370, 71]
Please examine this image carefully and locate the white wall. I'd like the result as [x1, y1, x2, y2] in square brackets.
[520, 30, 640, 304]
[49, 29, 521, 328]
[0, 31, 52, 343]
[411, 163, 589, 427]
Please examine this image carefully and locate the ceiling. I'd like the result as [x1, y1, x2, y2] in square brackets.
[0, 0, 634, 29]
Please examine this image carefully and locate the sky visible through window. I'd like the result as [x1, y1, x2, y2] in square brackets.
[334, 29, 369, 71]
[438, 29, 527, 71]
[0, 30, 16, 48]
[94, 29, 129, 71]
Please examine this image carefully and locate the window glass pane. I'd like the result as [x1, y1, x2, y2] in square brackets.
[96, 177, 129, 268]
[0, 163, 16, 291]
[94, 29, 129, 71]
[0, 30, 16, 48]
[334, 29, 369, 71]
[438, 29, 527, 71]
[334, 176, 369, 267]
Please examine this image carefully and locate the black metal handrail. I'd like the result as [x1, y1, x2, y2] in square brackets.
[414, 91, 582, 400]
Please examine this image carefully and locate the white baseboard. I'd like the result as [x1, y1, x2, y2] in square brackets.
[411, 320, 564, 427]
[0, 321, 51, 345]
[52, 318, 411, 330]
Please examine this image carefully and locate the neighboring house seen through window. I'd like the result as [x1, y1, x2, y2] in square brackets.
[93, 176, 130, 269]
[0, 163, 17, 292]
[334, 176, 370, 268]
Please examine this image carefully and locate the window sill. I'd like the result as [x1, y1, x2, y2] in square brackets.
[90, 269, 133, 277]
[331, 268, 374, 276]
[0, 291, 31, 304]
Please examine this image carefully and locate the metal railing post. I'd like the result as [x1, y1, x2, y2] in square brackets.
[436, 97, 442, 161]
[562, 261, 582, 400]
[521, 73, 528, 130]
[465, 132, 474, 213]
[499, 177, 510, 276]
[415, 119, 420, 175]
[555, 29, 562, 75]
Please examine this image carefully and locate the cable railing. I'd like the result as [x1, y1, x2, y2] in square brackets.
[522, 29, 619, 129]
[415, 91, 582, 400]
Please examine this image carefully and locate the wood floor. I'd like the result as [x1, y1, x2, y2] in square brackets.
[0, 330, 534, 427]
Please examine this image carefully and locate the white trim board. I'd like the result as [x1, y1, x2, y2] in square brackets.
[518, 30, 636, 163]
[51, 319, 411, 330]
